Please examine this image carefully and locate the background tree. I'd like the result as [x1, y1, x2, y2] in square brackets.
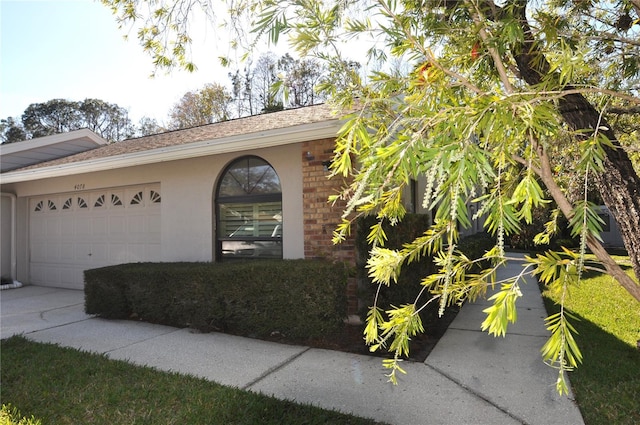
[13, 98, 134, 142]
[229, 65, 255, 116]
[0, 117, 27, 144]
[228, 52, 331, 115]
[277, 53, 326, 107]
[168, 83, 232, 129]
[22, 99, 82, 138]
[136, 116, 165, 137]
[251, 53, 283, 113]
[77, 99, 136, 141]
[103, 0, 640, 393]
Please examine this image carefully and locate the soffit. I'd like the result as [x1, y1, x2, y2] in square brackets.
[0, 129, 107, 173]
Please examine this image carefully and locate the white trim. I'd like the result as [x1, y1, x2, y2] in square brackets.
[0, 192, 17, 280]
[0, 129, 107, 154]
[0, 120, 340, 184]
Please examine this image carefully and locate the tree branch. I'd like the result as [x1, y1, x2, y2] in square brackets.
[607, 105, 640, 115]
[467, 0, 514, 94]
[512, 153, 542, 176]
[532, 136, 640, 303]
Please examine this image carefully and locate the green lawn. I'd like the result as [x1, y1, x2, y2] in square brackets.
[540, 260, 640, 425]
[0, 336, 382, 425]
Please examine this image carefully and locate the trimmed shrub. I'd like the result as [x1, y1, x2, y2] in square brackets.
[85, 260, 347, 340]
[457, 232, 495, 260]
[84, 266, 131, 319]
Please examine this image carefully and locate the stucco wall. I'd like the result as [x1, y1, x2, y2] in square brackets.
[0, 194, 15, 280]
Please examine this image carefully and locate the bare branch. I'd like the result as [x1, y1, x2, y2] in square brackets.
[607, 106, 640, 115]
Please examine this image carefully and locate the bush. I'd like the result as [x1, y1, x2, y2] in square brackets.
[84, 260, 347, 340]
[84, 266, 130, 319]
[456, 232, 497, 272]
[507, 205, 577, 251]
[457, 232, 495, 260]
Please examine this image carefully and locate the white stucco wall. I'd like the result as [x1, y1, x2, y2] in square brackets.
[154, 143, 304, 261]
[0, 193, 15, 280]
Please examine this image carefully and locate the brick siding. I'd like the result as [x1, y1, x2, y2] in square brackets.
[302, 138, 359, 315]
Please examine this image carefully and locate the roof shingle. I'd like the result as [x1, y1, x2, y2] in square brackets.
[11, 104, 340, 172]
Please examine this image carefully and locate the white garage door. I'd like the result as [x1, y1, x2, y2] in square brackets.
[29, 184, 162, 289]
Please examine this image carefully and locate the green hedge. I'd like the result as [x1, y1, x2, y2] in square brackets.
[457, 232, 496, 272]
[85, 260, 347, 340]
[507, 205, 578, 251]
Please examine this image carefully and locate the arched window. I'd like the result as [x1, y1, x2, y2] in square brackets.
[216, 156, 282, 260]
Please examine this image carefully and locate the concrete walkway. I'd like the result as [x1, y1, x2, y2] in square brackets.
[1, 257, 584, 425]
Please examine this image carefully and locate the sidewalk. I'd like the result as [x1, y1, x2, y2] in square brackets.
[1, 257, 584, 425]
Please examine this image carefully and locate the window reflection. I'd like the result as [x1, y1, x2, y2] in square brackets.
[216, 157, 283, 260]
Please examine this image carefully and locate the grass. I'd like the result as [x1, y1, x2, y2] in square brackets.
[539, 259, 640, 425]
[0, 336, 382, 425]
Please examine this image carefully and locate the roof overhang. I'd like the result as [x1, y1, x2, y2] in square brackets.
[0, 129, 108, 173]
[0, 119, 341, 184]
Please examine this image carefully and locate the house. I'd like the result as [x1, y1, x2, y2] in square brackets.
[0, 105, 348, 284]
[2, 105, 430, 313]
[2, 103, 621, 302]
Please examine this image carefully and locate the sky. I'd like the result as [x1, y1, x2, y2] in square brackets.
[0, 0, 254, 126]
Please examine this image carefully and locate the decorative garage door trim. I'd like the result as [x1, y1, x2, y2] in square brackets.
[29, 184, 162, 289]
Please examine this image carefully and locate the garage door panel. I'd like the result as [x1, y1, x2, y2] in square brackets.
[30, 184, 162, 289]
[47, 243, 62, 262]
[60, 268, 82, 289]
[31, 217, 46, 235]
[91, 216, 108, 236]
[45, 217, 61, 238]
[109, 216, 127, 239]
[60, 242, 74, 261]
[147, 244, 161, 260]
[109, 243, 129, 263]
[75, 242, 92, 262]
[90, 243, 108, 262]
[127, 214, 149, 234]
[31, 264, 61, 286]
[75, 217, 91, 237]
[31, 242, 48, 263]
[60, 216, 75, 236]
[148, 213, 161, 230]
[129, 243, 151, 261]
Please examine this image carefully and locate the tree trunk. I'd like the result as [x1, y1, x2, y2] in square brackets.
[558, 93, 640, 285]
[510, 0, 640, 301]
[535, 142, 640, 303]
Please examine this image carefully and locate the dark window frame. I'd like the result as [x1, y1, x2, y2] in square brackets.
[215, 156, 283, 261]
